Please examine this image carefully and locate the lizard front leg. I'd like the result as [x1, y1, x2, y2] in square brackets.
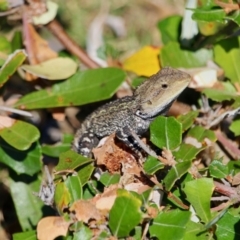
[116, 126, 158, 158]
[116, 126, 143, 154]
[73, 130, 99, 157]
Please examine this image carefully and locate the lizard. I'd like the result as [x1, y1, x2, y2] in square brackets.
[72, 67, 191, 158]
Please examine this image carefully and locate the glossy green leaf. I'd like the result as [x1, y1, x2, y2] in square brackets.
[73, 225, 92, 240]
[160, 42, 212, 68]
[11, 31, 22, 52]
[0, 35, 11, 66]
[209, 160, 228, 178]
[225, 10, 240, 26]
[0, 50, 27, 87]
[10, 182, 43, 231]
[77, 163, 94, 186]
[0, 139, 41, 175]
[188, 126, 216, 142]
[192, 8, 226, 23]
[149, 209, 191, 240]
[150, 116, 182, 150]
[203, 88, 237, 102]
[15, 67, 126, 109]
[21, 57, 78, 80]
[42, 134, 73, 157]
[0, 120, 40, 150]
[13, 230, 37, 240]
[109, 189, 142, 237]
[143, 156, 164, 175]
[100, 172, 120, 187]
[54, 182, 71, 214]
[214, 37, 240, 83]
[65, 175, 82, 203]
[0, 0, 8, 10]
[183, 178, 214, 223]
[177, 111, 199, 132]
[56, 150, 93, 172]
[164, 161, 192, 191]
[173, 143, 200, 162]
[157, 15, 182, 44]
[216, 212, 240, 240]
[230, 118, 240, 136]
[183, 221, 206, 240]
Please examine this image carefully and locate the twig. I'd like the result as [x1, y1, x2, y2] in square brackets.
[46, 20, 100, 69]
[215, 129, 240, 159]
[0, 106, 33, 117]
[209, 107, 240, 128]
[214, 0, 240, 13]
[213, 180, 237, 198]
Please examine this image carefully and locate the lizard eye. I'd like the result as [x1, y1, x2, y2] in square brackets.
[136, 110, 144, 117]
[162, 83, 168, 89]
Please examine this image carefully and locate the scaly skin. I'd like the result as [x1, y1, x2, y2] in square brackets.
[73, 67, 191, 157]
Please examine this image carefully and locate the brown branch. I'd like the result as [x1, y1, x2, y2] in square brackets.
[46, 19, 100, 69]
[214, 0, 240, 13]
[214, 129, 240, 160]
[213, 181, 237, 198]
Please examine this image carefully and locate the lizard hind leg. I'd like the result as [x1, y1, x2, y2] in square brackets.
[73, 130, 99, 157]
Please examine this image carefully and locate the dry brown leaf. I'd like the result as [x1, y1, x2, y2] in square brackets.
[232, 172, 240, 186]
[93, 134, 137, 173]
[91, 184, 118, 211]
[0, 116, 15, 129]
[50, 108, 66, 121]
[37, 216, 71, 240]
[23, 20, 57, 80]
[70, 200, 101, 223]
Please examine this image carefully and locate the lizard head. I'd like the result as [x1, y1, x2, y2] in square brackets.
[134, 67, 191, 120]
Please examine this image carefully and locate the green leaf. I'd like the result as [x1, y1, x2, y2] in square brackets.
[54, 182, 71, 214]
[56, 150, 93, 172]
[0, 35, 11, 66]
[203, 88, 237, 102]
[109, 189, 142, 237]
[192, 8, 226, 23]
[77, 163, 94, 186]
[183, 178, 214, 223]
[10, 182, 43, 231]
[100, 172, 120, 187]
[188, 126, 216, 142]
[177, 111, 199, 132]
[216, 212, 240, 240]
[143, 156, 164, 175]
[11, 31, 22, 52]
[0, 120, 40, 150]
[149, 209, 191, 240]
[183, 221, 206, 240]
[173, 143, 200, 162]
[214, 37, 240, 83]
[21, 57, 78, 80]
[65, 175, 82, 203]
[73, 225, 92, 240]
[230, 118, 240, 136]
[0, 50, 27, 87]
[209, 160, 228, 178]
[160, 42, 213, 68]
[15, 67, 126, 109]
[42, 134, 73, 157]
[13, 230, 37, 240]
[150, 116, 182, 150]
[157, 15, 182, 44]
[164, 161, 192, 191]
[225, 10, 240, 26]
[0, 139, 41, 175]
